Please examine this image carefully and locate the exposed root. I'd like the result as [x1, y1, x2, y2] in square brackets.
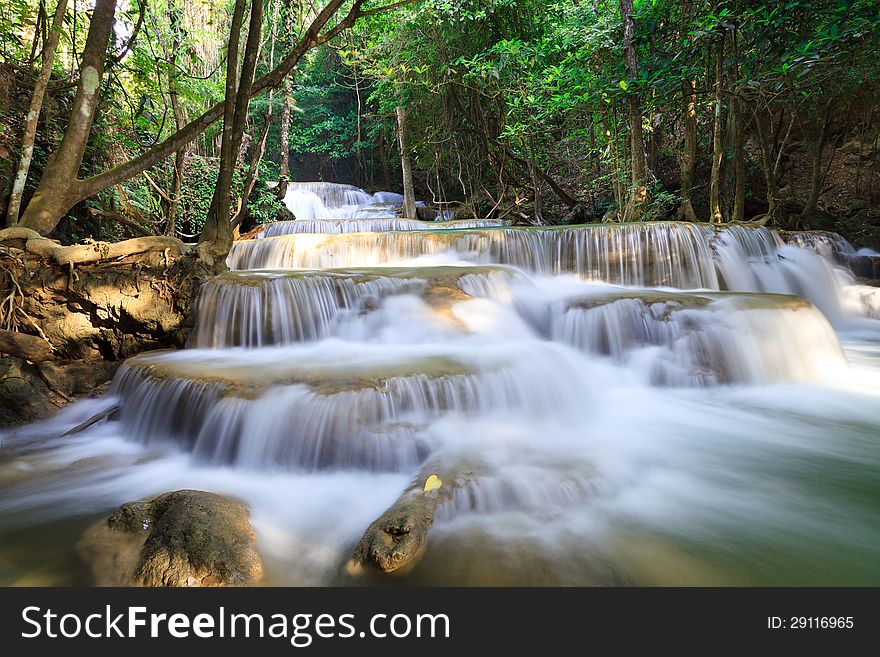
[22, 235, 191, 266]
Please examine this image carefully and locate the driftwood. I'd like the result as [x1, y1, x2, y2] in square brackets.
[346, 462, 479, 575]
[60, 403, 120, 437]
[0, 327, 54, 362]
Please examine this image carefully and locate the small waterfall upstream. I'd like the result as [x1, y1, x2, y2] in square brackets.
[3, 182, 880, 586]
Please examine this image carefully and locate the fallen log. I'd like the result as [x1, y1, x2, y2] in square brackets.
[0, 328, 54, 362]
[60, 403, 120, 437]
[346, 462, 479, 575]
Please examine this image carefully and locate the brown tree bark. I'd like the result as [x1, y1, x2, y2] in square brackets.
[619, 0, 648, 222]
[800, 105, 832, 221]
[198, 0, 263, 263]
[6, 0, 69, 226]
[731, 97, 746, 222]
[679, 78, 699, 221]
[277, 77, 292, 199]
[396, 105, 418, 219]
[709, 33, 725, 224]
[164, 6, 188, 237]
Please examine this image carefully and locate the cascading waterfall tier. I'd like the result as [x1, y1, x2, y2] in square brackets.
[8, 169, 880, 589]
[546, 290, 846, 385]
[284, 182, 406, 220]
[259, 218, 510, 236]
[227, 222, 877, 323]
[192, 266, 524, 348]
[228, 222, 720, 285]
[110, 343, 591, 472]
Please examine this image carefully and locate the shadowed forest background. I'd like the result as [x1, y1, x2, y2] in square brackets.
[1, 0, 878, 247]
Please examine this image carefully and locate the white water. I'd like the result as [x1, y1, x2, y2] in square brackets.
[2, 187, 880, 586]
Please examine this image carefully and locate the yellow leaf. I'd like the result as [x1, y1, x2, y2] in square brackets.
[423, 474, 442, 493]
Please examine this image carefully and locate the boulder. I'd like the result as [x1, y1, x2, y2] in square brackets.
[79, 490, 263, 587]
[0, 357, 53, 425]
[346, 464, 479, 576]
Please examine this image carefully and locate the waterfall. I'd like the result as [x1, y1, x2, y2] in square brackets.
[259, 218, 510, 236]
[192, 267, 523, 348]
[283, 182, 407, 220]
[109, 342, 593, 472]
[549, 292, 845, 385]
[5, 182, 880, 586]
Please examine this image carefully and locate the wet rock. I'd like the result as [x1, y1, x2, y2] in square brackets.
[416, 205, 440, 221]
[0, 357, 120, 427]
[848, 253, 880, 280]
[37, 360, 119, 398]
[0, 357, 53, 425]
[347, 464, 479, 576]
[79, 490, 263, 587]
[561, 204, 591, 225]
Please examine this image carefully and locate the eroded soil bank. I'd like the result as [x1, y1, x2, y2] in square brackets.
[0, 232, 204, 426]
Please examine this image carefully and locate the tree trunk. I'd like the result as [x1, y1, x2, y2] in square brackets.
[277, 77, 292, 200]
[378, 133, 391, 190]
[199, 0, 263, 264]
[6, 0, 69, 226]
[18, 0, 117, 234]
[801, 105, 832, 220]
[165, 7, 188, 237]
[709, 34, 725, 224]
[233, 106, 273, 231]
[753, 106, 781, 224]
[234, 0, 279, 231]
[619, 0, 648, 222]
[396, 105, 417, 219]
[679, 78, 698, 221]
[731, 96, 746, 222]
[16, 0, 378, 236]
[529, 156, 543, 222]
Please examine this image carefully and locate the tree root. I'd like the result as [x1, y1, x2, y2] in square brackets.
[21, 235, 191, 266]
[0, 327, 54, 362]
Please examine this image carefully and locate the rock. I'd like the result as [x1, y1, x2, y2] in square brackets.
[846, 254, 880, 280]
[416, 205, 440, 221]
[0, 357, 53, 425]
[4, 252, 199, 361]
[37, 360, 119, 398]
[0, 357, 120, 428]
[561, 204, 591, 225]
[848, 198, 869, 214]
[79, 490, 264, 587]
[601, 206, 618, 222]
[347, 463, 480, 576]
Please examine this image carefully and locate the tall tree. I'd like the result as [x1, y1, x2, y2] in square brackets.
[5, 0, 69, 226]
[619, 0, 648, 222]
[199, 0, 264, 263]
[678, 0, 698, 222]
[396, 104, 417, 219]
[709, 30, 725, 224]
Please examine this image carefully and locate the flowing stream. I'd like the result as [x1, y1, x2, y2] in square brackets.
[2, 182, 880, 586]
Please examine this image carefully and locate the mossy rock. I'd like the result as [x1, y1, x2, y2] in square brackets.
[80, 490, 263, 587]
